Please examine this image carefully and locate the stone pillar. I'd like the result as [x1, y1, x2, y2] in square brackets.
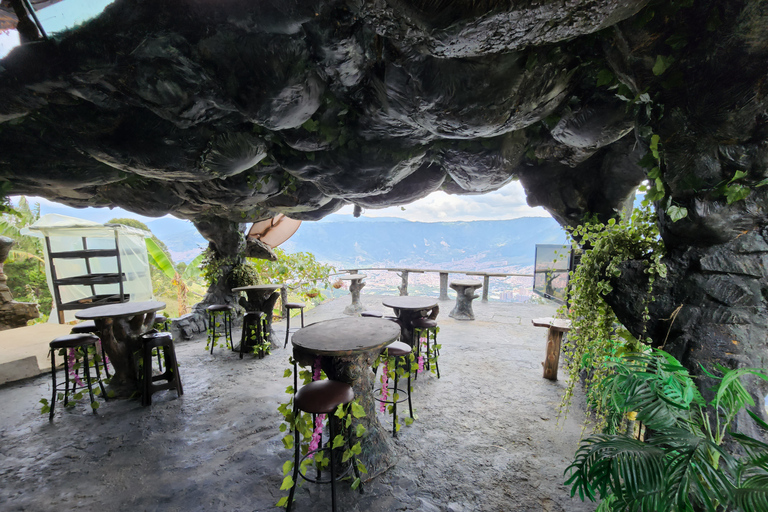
[481, 275, 490, 302]
[397, 270, 409, 296]
[439, 272, 449, 300]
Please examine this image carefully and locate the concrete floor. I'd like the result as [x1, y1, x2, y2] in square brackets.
[0, 294, 596, 512]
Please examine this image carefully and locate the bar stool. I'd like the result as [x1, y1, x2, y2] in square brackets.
[240, 311, 268, 359]
[48, 333, 108, 421]
[411, 317, 440, 379]
[283, 302, 305, 348]
[374, 341, 414, 438]
[70, 320, 111, 378]
[286, 379, 363, 512]
[139, 332, 183, 406]
[206, 304, 233, 353]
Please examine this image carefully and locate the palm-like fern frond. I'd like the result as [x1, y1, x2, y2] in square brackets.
[567, 350, 768, 512]
[565, 435, 666, 505]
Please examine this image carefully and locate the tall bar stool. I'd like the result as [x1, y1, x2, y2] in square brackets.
[411, 317, 440, 379]
[206, 304, 233, 353]
[283, 302, 306, 348]
[374, 341, 414, 438]
[70, 319, 112, 378]
[139, 332, 183, 406]
[48, 333, 108, 421]
[286, 379, 363, 512]
[240, 311, 268, 359]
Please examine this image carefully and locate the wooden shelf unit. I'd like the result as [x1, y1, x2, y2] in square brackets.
[45, 232, 128, 323]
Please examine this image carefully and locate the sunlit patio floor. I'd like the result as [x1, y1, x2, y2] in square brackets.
[0, 294, 596, 512]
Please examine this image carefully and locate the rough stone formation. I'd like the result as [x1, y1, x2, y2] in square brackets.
[0, 1, 767, 429]
[0, 236, 39, 329]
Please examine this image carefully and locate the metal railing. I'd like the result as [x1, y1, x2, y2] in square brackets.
[338, 267, 534, 302]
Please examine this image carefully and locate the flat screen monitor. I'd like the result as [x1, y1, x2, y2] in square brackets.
[532, 244, 573, 304]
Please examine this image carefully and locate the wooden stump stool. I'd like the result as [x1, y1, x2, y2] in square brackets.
[532, 317, 572, 380]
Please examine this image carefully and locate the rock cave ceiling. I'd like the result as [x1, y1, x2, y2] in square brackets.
[0, 0, 765, 248]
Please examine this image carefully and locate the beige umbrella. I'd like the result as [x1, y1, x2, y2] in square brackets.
[247, 214, 301, 247]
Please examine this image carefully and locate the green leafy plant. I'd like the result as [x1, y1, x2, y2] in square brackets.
[200, 247, 258, 289]
[249, 248, 336, 316]
[566, 350, 768, 512]
[561, 203, 666, 427]
[146, 238, 204, 316]
[0, 197, 52, 317]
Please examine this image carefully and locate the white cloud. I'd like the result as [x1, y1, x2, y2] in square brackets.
[10, 195, 176, 224]
[338, 181, 552, 222]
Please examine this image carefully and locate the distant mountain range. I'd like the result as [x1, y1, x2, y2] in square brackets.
[32, 198, 568, 268]
[281, 215, 568, 270]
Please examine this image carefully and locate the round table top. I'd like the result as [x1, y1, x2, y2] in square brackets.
[382, 296, 438, 310]
[338, 274, 366, 280]
[292, 317, 400, 356]
[232, 284, 282, 292]
[450, 280, 483, 288]
[75, 300, 166, 320]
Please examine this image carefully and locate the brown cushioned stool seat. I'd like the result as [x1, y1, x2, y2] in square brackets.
[283, 302, 306, 348]
[70, 320, 97, 334]
[48, 333, 108, 421]
[140, 332, 183, 406]
[287, 379, 363, 512]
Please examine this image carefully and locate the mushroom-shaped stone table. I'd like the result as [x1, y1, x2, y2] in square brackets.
[448, 280, 483, 321]
[381, 296, 439, 348]
[75, 300, 165, 396]
[291, 317, 401, 480]
[232, 284, 282, 346]
[339, 274, 367, 315]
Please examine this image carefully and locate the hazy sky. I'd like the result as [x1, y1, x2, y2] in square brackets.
[13, 180, 551, 225]
[0, 0, 114, 58]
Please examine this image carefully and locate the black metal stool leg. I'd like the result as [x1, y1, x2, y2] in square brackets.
[99, 340, 111, 378]
[286, 405, 301, 512]
[284, 312, 291, 349]
[49, 350, 57, 421]
[82, 348, 97, 414]
[227, 311, 233, 350]
[208, 311, 215, 354]
[433, 329, 440, 378]
[92, 349, 108, 399]
[329, 417, 337, 512]
[405, 356, 414, 419]
[63, 350, 71, 406]
[392, 360, 399, 438]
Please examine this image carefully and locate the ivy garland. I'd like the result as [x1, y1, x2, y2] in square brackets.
[559, 202, 666, 429]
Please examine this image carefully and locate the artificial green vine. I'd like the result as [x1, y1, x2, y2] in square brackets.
[373, 350, 419, 433]
[559, 203, 666, 429]
[39, 346, 107, 414]
[276, 358, 367, 508]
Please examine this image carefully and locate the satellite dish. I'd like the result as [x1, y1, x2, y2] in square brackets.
[247, 214, 301, 248]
